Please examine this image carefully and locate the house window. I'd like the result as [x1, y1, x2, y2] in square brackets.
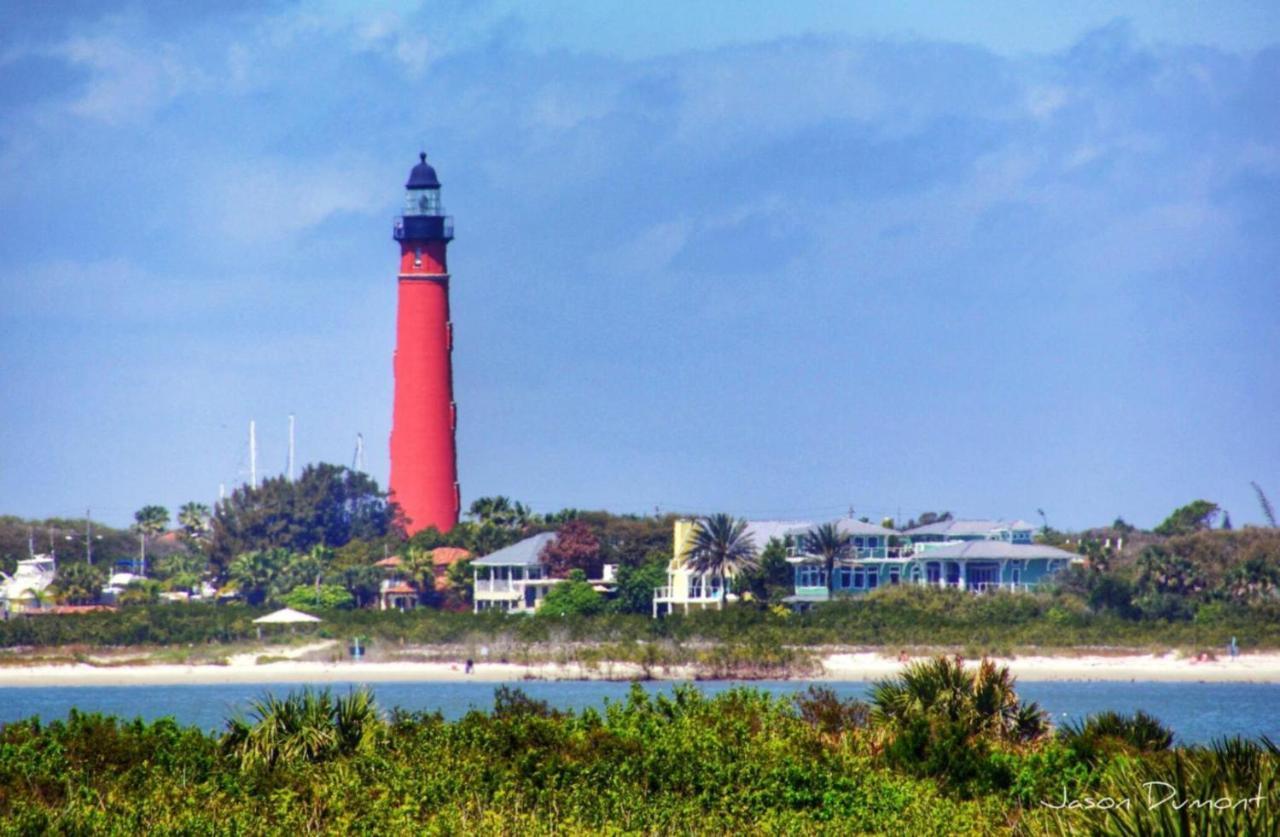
[926, 562, 941, 583]
[853, 567, 865, 588]
[835, 567, 852, 589]
[888, 567, 900, 585]
[1011, 566, 1021, 586]
[798, 566, 826, 588]
[867, 568, 879, 589]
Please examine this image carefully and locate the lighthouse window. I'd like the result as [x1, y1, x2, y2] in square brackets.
[406, 189, 442, 216]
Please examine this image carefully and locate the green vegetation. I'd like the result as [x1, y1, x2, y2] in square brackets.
[210, 464, 397, 575]
[281, 584, 355, 611]
[0, 664, 1275, 834]
[538, 569, 605, 617]
[1155, 500, 1222, 537]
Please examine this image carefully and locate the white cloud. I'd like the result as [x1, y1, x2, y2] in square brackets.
[211, 156, 385, 244]
[353, 11, 433, 76]
[58, 35, 198, 124]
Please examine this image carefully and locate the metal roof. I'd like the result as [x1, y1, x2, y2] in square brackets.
[903, 518, 1037, 537]
[471, 532, 557, 567]
[406, 152, 440, 189]
[834, 519, 897, 537]
[741, 520, 812, 547]
[912, 541, 1079, 561]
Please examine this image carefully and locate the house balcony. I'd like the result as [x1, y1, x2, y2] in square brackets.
[652, 584, 725, 617]
[474, 579, 525, 600]
[653, 586, 724, 603]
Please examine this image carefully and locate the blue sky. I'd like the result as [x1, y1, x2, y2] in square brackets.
[1, 1, 1278, 530]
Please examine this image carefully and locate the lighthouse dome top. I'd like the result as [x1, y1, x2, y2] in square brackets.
[406, 152, 440, 189]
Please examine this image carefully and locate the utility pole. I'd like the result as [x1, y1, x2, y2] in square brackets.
[288, 413, 296, 481]
[353, 433, 365, 473]
[250, 420, 258, 489]
[85, 508, 93, 565]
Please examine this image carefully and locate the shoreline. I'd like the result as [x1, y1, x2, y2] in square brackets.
[2, 650, 1279, 687]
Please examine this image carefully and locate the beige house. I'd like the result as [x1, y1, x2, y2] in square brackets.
[653, 520, 815, 617]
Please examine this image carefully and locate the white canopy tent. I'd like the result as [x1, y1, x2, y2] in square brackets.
[252, 607, 321, 624]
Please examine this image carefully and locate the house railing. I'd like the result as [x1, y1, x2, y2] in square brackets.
[653, 586, 724, 602]
[475, 578, 520, 593]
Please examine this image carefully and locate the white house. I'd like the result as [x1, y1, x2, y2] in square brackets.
[472, 533, 559, 614]
[472, 533, 619, 614]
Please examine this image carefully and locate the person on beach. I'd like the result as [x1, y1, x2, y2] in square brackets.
[1230, 636, 1239, 660]
[465, 658, 474, 674]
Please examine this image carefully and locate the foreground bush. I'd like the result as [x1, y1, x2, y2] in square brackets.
[1, 670, 1275, 834]
[0, 684, 999, 834]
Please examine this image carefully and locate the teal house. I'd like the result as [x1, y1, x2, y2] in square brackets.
[787, 518, 1079, 603]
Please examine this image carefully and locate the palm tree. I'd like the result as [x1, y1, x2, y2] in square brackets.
[52, 562, 107, 605]
[804, 522, 853, 594]
[228, 548, 289, 606]
[401, 544, 437, 594]
[178, 502, 212, 544]
[467, 496, 531, 529]
[684, 514, 758, 600]
[133, 505, 170, 576]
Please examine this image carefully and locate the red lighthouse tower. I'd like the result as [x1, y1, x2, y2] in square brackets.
[390, 153, 459, 534]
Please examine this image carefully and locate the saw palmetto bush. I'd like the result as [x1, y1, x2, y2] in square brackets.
[870, 655, 1050, 793]
[1036, 737, 1280, 836]
[222, 686, 383, 771]
[1057, 710, 1175, 767]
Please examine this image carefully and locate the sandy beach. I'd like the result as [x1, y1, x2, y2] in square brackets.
[2, 646, 1279, 687]
[819, 651, 1280, 683]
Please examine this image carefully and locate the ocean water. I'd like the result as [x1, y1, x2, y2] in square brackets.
[0, 679, 1277, 744]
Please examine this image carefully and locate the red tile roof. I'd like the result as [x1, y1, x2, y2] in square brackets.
[431, 547, 471, 566]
